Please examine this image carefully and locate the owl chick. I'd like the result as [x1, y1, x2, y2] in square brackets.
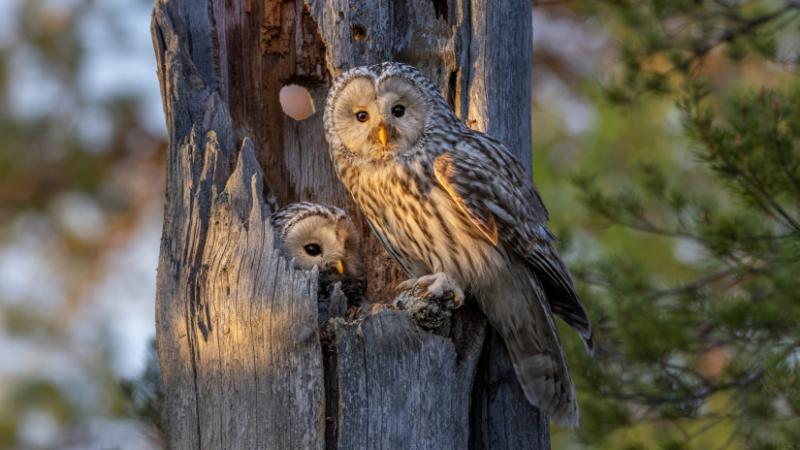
[270, 202, 364, 319]
[323, 62, 592, 427]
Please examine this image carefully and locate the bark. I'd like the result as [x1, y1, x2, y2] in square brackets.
[152, 0, 545, 448]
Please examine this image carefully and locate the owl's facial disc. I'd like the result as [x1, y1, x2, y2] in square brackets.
[333, 76, 428, 159]
[284, 215, 347, 274]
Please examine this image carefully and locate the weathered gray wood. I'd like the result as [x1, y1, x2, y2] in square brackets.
[153, 0, 546, 448]
[153, 4, 323, 449]
[457, 0, 534, 173]
[454, 1, 550, 448]
[334, 312, 463, 449]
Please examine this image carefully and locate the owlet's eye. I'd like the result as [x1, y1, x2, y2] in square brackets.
[355, 111, 369, 122]
[303, 243, 322, 256]
[391, 104, 405, 118]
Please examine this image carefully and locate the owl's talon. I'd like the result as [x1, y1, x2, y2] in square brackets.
[398, 272, 464, 309]
[395, 279, 416, 292]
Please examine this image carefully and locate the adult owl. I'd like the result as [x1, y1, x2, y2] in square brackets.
[323, 62, 592, 426]
[270, 202, 365, 317]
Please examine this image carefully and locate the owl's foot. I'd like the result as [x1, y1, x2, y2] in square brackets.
[396, 272, 464, 309]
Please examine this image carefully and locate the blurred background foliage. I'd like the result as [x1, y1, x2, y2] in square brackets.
[0, 0, 165, 448]
[534, 0, 800, 448]
[0, 0, 797, 448]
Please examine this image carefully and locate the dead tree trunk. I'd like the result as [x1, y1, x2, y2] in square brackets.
[152, 0, 545, 448]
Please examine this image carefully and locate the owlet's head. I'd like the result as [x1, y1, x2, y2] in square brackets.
[270, 202, 362, 279]
[324, 62, 443, 161]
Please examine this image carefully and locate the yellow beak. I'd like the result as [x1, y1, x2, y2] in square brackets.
[335, 259, 345, 275]
[377, 124, 388, 146]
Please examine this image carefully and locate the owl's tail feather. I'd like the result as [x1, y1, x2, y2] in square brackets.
[506, 329, 579, 428]
[478, 262, 579, 428]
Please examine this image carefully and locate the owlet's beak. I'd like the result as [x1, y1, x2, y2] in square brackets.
[335, 259, 345, 275]
[377, 123, 388, 146]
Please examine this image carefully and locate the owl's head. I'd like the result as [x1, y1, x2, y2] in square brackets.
[324, 62, 448, 161]
[270, 202, 362, 278]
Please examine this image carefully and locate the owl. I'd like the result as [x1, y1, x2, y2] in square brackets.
[323, 62, 592, 427]
[270, 202, 365, 319]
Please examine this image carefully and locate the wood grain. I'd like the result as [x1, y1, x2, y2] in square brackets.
[153, 5, 323, 448]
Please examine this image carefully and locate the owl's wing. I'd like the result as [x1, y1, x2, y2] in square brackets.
[433, 136, 593, 352]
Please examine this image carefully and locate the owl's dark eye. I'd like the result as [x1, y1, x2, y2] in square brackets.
[303, 243, 322, 256]
[355, 111, 369, 122]
[391, 104, 406, 118]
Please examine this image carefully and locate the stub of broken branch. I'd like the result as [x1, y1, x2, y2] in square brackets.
[393, 287, 460, 331]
